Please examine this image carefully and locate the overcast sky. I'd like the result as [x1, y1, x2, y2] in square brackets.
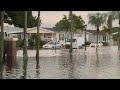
[32, 11, 119, 30]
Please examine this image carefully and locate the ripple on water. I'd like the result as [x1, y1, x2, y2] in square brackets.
[2, 46, 120, 79]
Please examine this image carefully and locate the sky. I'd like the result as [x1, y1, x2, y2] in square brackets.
[4, 11, 119, 30]
[32, 11, 119, 30]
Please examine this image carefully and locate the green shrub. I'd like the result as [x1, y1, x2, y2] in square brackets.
[86, 42, 91, 45]
[103, 42, 109, 46]
[16, 39, 24, 49]
[28, 34, 47, 49]
[28, 38, 35, 49]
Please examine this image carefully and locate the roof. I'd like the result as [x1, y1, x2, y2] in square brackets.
[27, 27, 55, 33]
[86, 29, 107, 35]
[0, 26, 56, 34]
[86, 27, 120, 35]
[0, 26, 23, 34]
[42, 27, 55, 32]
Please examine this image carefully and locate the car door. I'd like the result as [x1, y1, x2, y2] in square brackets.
[55, 42, 61, 48]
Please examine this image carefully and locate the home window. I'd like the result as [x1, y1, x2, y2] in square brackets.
[59, 34, 64, 40]
[103, 35, 105, 41]
[62, 34, 64, 40]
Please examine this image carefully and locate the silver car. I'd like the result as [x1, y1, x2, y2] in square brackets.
[43, 41, 62, 49]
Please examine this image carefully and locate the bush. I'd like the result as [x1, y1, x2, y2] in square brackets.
[82, 42, 91, 46]
[28, 38, 35, 49]
[28, 34, 47, 49]
[103, 42, 109, 46]
[16, 39, 24, 49]
[39, 39, 46, 47]
[16, 34, 47, 49]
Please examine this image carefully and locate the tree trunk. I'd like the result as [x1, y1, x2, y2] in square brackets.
[69, 11, 73, 53]
[36, 11, 40, 68]
[70, 32, 73, 53]
[118, 18, 120, 50]
[23, 11, 28, 79]
[96, 27, 99, 50]
[64, 31, 67, 46]
[105, 34, 107, 45]
[0, 11, 4, 79]
[85, 28, 87, 51]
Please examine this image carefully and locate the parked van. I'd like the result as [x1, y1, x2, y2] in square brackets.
[65, 37, 84, 49]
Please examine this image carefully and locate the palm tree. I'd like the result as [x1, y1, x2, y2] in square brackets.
[101, 26, 111, 45]
[100, 12, 117, 46]
[54, 12, 85, 52]
[23, 11, 28, 79]
[107, 13, 114, 44]
[109, 11, 120, 49]
[36, 11, 40, 68]
[62, 15, 70, 46]
[69, 11, 73, 53]
[0, 11, 4, 79]
[107, 12, 114, 29]
[88, 12, 106, 49]
[54, 15, 70, 46]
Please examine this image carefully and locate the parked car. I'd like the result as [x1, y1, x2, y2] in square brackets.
[43, 41, 62, 49]
[90, 42, 103, 47]
[65, 37, 84, 49]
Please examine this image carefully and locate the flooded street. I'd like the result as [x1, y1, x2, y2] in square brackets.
[2, 46, 120, 79]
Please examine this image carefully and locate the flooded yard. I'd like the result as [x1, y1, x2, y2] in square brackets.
[1, 46, 120, 79]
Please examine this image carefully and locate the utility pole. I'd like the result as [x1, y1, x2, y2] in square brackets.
[69, 11, 73, 53]
[0, 11, 4, 63]
[36, 11, 40, 68]
[84, 25, 87, 51]
[118, 17, 120, 50]
[23, 11, 28, 79]
[0, 11, 4, 79]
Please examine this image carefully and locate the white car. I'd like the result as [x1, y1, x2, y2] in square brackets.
[90, 42, 103, 47]
[65, 37, 84, 49]
[43, 41, 62, 49]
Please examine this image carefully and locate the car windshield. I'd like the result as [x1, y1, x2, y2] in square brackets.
[66, 39, 76, 42]
[47, 42, 54, 44]
[47, 42, 58, 44]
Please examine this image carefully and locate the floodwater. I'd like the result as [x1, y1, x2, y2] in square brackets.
[1, 46, 120, 79]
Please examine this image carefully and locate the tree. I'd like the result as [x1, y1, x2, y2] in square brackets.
[100, 12, 117, 46]
[54, 14, 85, 32]
[101, 26, 111, 44]
[107, 12, 114, 29]
[36, 11, 40, 68]
[53, 12, 85, 52]
[53, 15, 70, 46]
[69, 11, 73, 53]
[1, 11, 37, 28]
[88, 12, 106, 49]
[109, 11, 120, 49]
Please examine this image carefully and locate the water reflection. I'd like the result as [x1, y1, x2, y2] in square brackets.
[96, 50, 99, 67]
[1, 46, 120, 79]
[22, 57, 28, 79]
[35, 67, 40, 79]
[0, 63, 3, 79]
[68, 53, 74, 79]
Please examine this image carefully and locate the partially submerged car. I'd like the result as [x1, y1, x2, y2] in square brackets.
[65, 37, 84, 49]
[43, 41, 62, 49]
[90, 42, 103, 47]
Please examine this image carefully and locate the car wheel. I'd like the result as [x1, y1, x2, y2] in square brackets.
[52, 46, 54, 49]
